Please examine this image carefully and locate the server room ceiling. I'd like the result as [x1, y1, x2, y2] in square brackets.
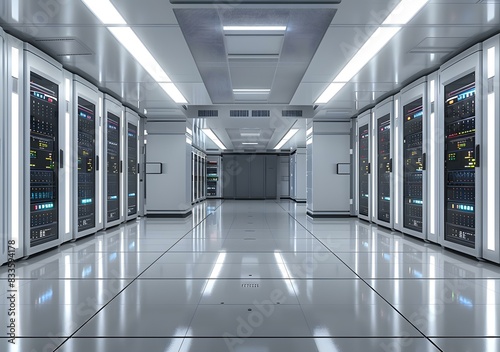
[0, 0, 499, 150]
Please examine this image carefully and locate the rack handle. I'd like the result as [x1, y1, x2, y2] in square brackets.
[475, 145, 480, 168]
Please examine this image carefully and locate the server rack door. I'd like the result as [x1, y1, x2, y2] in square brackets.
[61, 70, 73, 244]
[103, 96, 123, 229]
[125, 109, 139, 221]
[73, 78, 100, 239]
[197, 154, 201, 202]
[426, 73, 440, 244]
[374, 98, 394, 228]
[138, 116, 146, 217]
[0, 30, 6, 265]
[357, 111, 371, 222]
[482, 35, 500, 264]
[106, 112, 120, 224]
[403, 99, 424, 234]
[191, 151, 194, 203]
[202, 156, 207, 199]
[439, 47, 483, 258]
[24, 46, 65, 256]
[393, 94, 403, 232]
[6, 34, 25, 259]
[370, 111, 377, 223]
[400, 79, 428, 241]
[351, 120, 358, 216]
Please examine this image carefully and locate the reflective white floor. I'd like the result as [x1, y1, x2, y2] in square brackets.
[1, 200, 500, 352]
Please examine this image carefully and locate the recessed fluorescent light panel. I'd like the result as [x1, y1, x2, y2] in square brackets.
[81, 0, 126, 24]
[274, 129, 299, 150]
[81, 0, 187, 104]
[383, 0, 429, 25]
[202, 129, 226, 150]
[242, 142, 258, 145]
[233, 89, 271, 94]
[241, 132, 261, 137]
[315, 0, 429, 104]
[223, 26, 287, 31]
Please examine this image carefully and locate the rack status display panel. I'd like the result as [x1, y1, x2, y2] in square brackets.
[30, 73, 59, 246]
[77, 97, 96, 231]
[377, 114, 391, 223]
[444, 73, 476, 248]
[359, 124, 370, 217]
[127, 123, 138, 216]
[107, 113, 120, 222]
[403, 98, 424, 232]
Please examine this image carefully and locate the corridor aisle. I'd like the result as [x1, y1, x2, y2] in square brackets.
[1, 200, 500, 352]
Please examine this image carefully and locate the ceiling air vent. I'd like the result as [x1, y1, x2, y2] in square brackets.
[230, 110, 249, 117]
[282, 110, 303, 117]
[252, 110, 270, 117]
[35, 37, 93, 56]
[198, 110, 218, 117]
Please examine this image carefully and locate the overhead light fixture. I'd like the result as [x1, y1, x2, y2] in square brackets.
[202, 129, 226, 150]
[223, 26, 287, 31]
[186, 127, 193, 136]
[159, 83, 188, 104]
[274, 129, 299, 150]
[315, 0, 429, 104]
[81, 0, 188, 104]
[81, 0, 126, 24]
[228, 54, 280, 61]
[241, 132, 261, 137]
[233, 89, 271, 94]
[108, 27, 172, 82]
[383, 0, 429, 25]
[242, 142, 258, 145]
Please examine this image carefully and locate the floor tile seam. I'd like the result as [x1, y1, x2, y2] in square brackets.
[19, 335, 500, 339]
[365, 278, 500, 281]
[176, 203, 228, 341]
[54, 335, 434, 339]
[52, 201, 226, 352]
[18, 335, 435, 339]
[133, 277, 361, 280]
[271, 204, 317, 337]
[274, 201, 445, 352]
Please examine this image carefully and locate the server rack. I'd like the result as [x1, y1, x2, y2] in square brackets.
[356, 110, 372, 222]
[206, 155, 222, 198]
[103, 95, 124, 229]
[191, 148, 207, 203]
[482, 35, 500, 264]
[23, 44, 67, 256]
[125, 108, 139, 221]
[398, 78, 428, 240]
[373, 97, 394, 228]
[0, 28, 6, 265]
[73, 76, 103, 239]
[438, 44, 483, 258]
